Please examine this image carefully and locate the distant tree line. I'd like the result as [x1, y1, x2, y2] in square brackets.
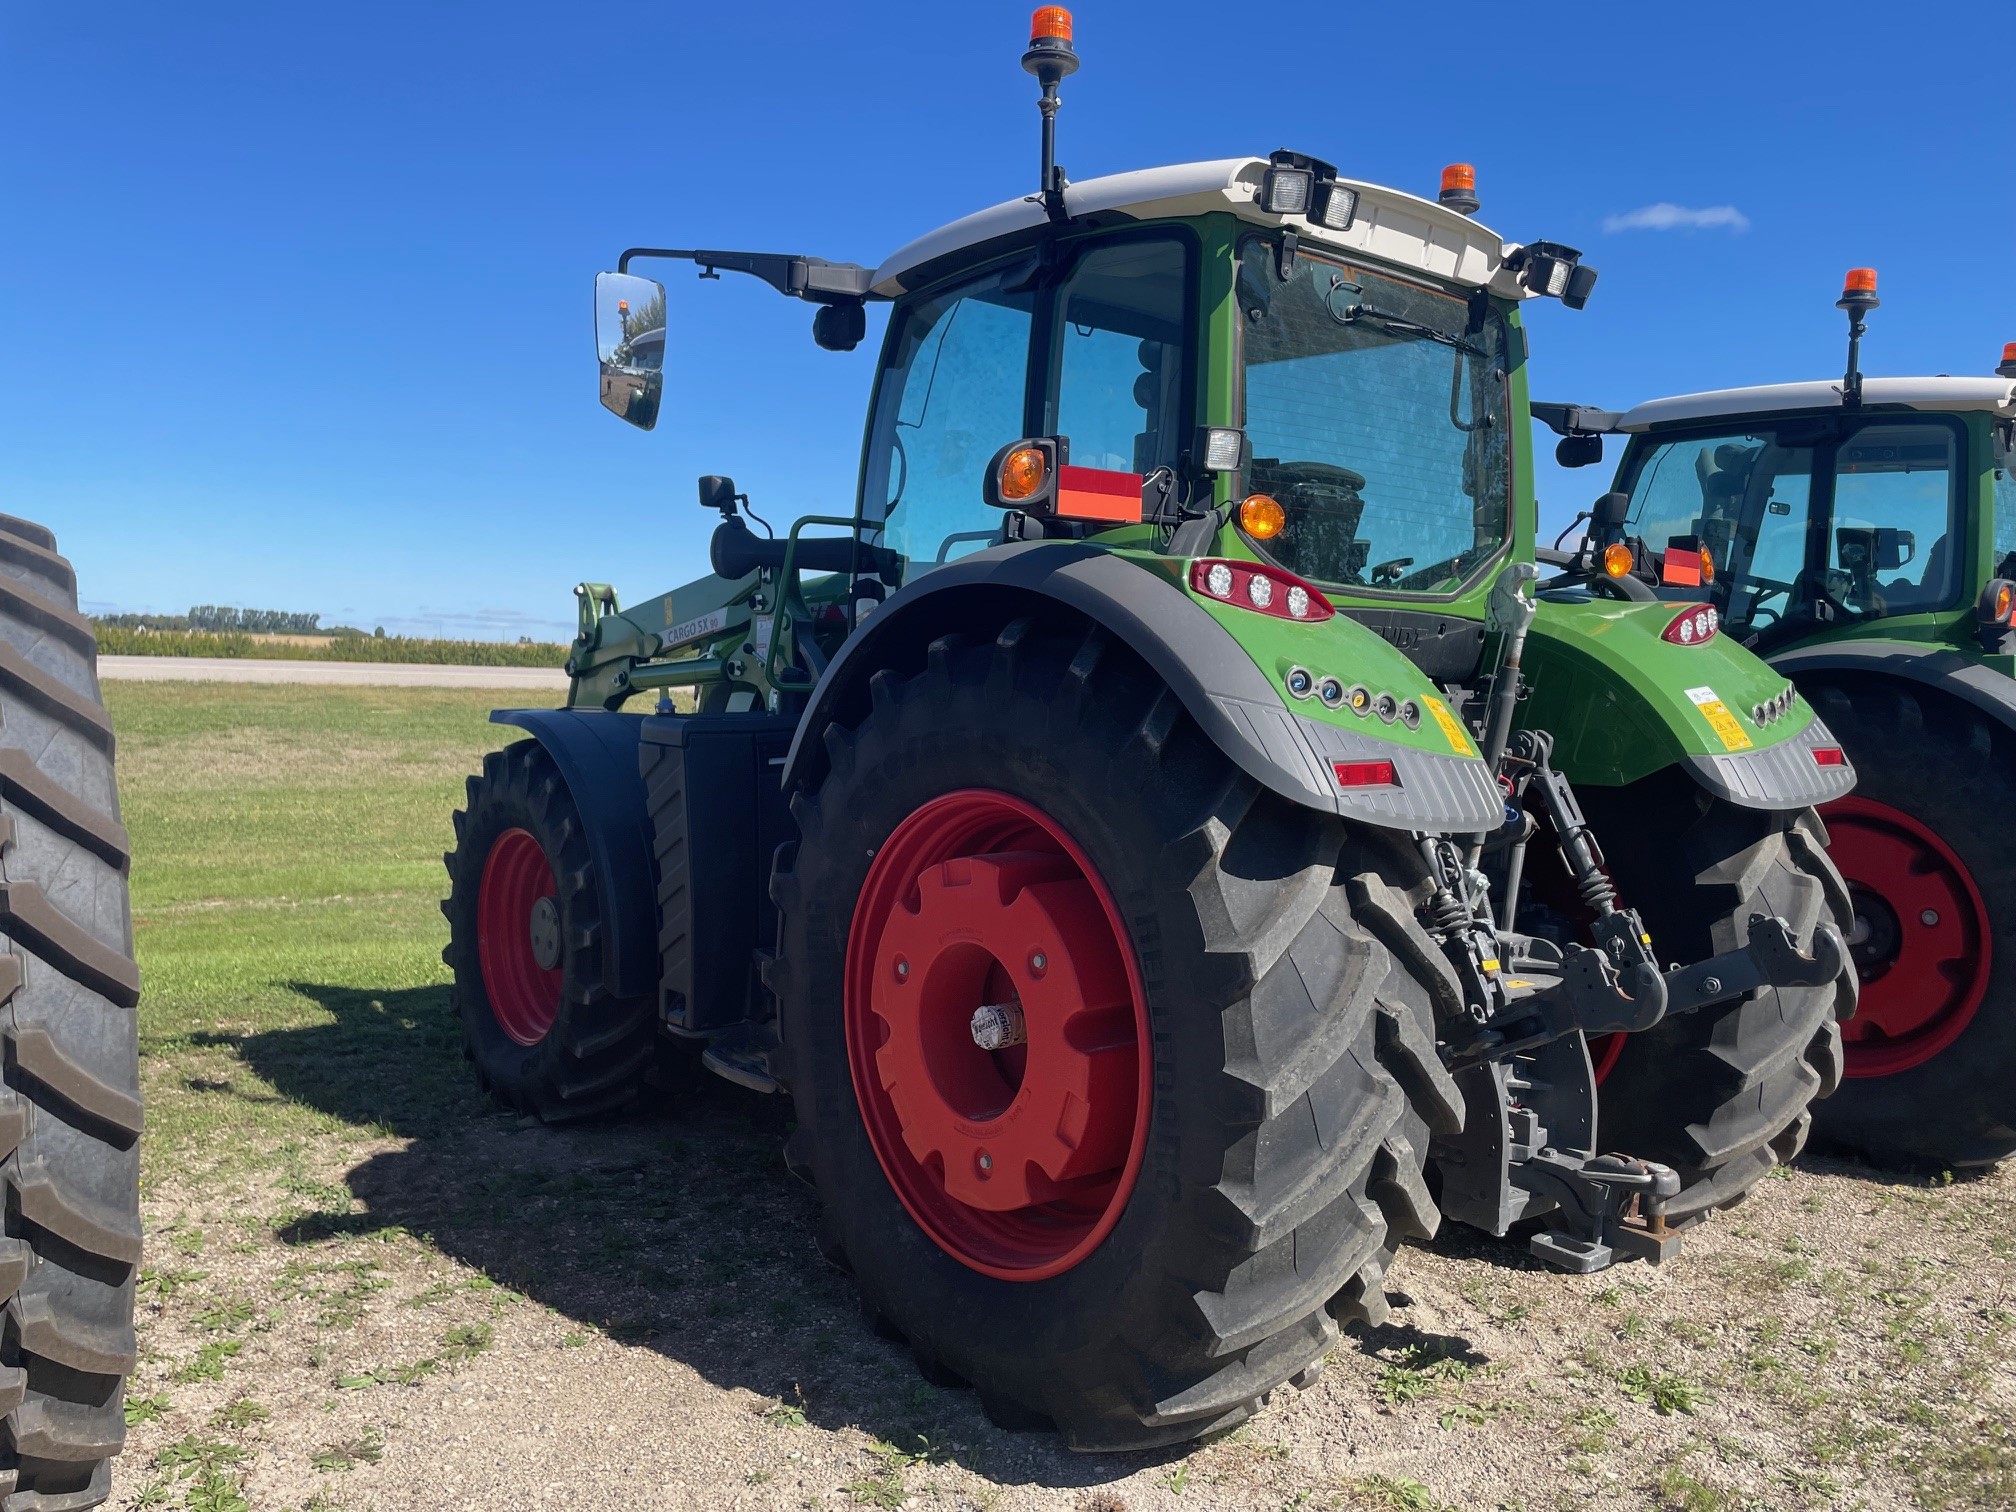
[93, 607, 374, 636]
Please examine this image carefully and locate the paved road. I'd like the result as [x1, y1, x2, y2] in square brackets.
[98, 656, 570, 691]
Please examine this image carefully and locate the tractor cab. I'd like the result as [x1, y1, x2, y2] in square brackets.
[1544, 272, 2016, 657]
[590, 150, 1588, 671]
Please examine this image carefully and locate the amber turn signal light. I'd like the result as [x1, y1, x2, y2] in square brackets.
[1601, 541, 1634, 578]
[1698, 545, 1716, 584]
[998, 445, 1049, 503]
[1238, 494, 1286, 540]
[1978, 578, 2016, 626]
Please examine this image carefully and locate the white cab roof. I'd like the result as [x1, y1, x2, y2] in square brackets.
[1618, 376, 2016, 432]
[870, 156, 1526, 298]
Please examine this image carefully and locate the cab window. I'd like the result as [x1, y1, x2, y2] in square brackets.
[1047, 238, 1188, 477]
[1992, 424, 2016, 577]
[1621, 415, 1964, 634]
[862, 269, 1034, 572]
[1828, 425, 1959, 614]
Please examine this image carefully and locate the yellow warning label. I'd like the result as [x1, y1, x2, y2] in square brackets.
[1685, 685, 1753, 751]
[1424, 696, 1475, 756]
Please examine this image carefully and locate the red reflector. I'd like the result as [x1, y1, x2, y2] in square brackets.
[1054, 464, 1143, 523]
[1661, 553, 1702, 588]
[1811, 746, 1847, 768]
[1333, 759, 1399, 789]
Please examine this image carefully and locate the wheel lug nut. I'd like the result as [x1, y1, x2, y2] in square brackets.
[977, 1151, 993, 1174]
[1030, 952, 1047, 974]
[1921, 909, 1941, 927]
[894, 957, 910, 982]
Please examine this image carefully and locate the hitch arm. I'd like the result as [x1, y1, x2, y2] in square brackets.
[1663, 916, 1849, 1018]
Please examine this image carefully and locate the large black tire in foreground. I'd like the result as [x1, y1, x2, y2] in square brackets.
[772, 617, 1464, 1451]
[0, 514, 143, 1511]
[1800, 679, 2016, 1167]
[442, 741, 657, 1121]
[1582, 774, 1855, 1225]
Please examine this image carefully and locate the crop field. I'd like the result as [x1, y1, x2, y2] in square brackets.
[109, 683, 2014, 1511]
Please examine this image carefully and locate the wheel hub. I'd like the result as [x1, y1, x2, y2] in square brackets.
[528, 895, 562, 972]
[1819, 796, 1990, 1078]
[476, 827, 564, 1047]
[845, 790, 1150, 1281]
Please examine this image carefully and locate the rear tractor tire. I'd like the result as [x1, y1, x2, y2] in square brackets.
[772, 619, 1465, 1450]
[1800, 679, 2016, 1167]
[0, 515, 144, 1510]
[1579, 776, 1855, 1225]
[442, 740, 656, 1121]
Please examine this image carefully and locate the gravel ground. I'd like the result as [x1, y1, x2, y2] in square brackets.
[115, 1067, 2015, 1512]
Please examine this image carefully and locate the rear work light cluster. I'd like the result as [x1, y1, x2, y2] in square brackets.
[1190, 559, 1335, 622]
[1752, 687, 1798, 726]
[1661, 605, 1720, 645]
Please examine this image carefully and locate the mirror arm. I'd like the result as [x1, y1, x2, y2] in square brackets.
[1532, 401, 1623, 439]
[617, 246, 875, 304]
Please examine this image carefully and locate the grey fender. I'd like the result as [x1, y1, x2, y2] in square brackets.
[1770, 640, 2016, 736]
[490, 708, 658, 999]
[779, 541, 1504, 834]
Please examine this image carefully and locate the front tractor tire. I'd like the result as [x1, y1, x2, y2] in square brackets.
[772, 619, 1464, 1450]
[442, 741, 656, 1121]
[0, 515, 144, 1511]
[1580, 778, 1856, 1223]
[1800, 679, 2016, 1167]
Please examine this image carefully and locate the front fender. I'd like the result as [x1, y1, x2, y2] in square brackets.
[1519, 594, 1856, 810]
[490, 708, 658, 999]
[780, 542, 1504, 834]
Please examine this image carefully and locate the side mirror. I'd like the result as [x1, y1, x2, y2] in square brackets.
[1556, 432, 1604, 468]
[595, 271, 667, 430]
[1873, 527, 1916, 572]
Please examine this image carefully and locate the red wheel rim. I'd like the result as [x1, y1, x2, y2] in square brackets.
[1820, 796, 1991, 1078]
[844, 790, 1152, 1282]
[476, 827, 563, 1047]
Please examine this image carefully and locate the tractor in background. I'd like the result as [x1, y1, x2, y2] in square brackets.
[443, 10, 1855, 1450]
[1541, 272, 2016, 1168]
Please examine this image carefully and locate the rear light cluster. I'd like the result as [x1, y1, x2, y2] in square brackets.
[1661, 605, 1720, 645]
[1190, 559, 1334, 622]
[1752, 687, 1798, 726]
[1284, 666, 1422, 729]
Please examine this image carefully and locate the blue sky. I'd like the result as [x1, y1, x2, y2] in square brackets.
[1, 2, 2006, 639]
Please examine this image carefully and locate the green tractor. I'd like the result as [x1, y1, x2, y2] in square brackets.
[442, 14, 1856, 1449]
[1539, 270, 2016, 1169]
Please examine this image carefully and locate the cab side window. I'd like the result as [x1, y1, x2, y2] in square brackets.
[863, 271, 1033, 572]
[1048, 239, 1188, 477]
[1830, 425, 1959, 613]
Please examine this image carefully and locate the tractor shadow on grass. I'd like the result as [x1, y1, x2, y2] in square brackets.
[237, 981, 1177, 1493]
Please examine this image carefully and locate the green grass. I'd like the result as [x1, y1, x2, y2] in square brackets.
[114, 683, 517, 1191]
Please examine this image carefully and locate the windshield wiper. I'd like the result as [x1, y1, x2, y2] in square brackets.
[1344, 303, 1487, 357]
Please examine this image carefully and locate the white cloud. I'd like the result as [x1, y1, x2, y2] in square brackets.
[1602, 202, 1751, 235]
